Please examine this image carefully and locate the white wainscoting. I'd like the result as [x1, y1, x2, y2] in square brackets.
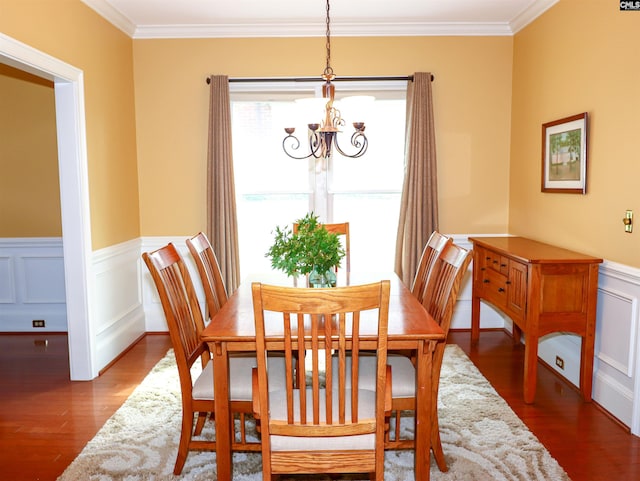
[92, 238, 146, 371]
[0, 237, 147, 373]
[0, 238, 67, 331]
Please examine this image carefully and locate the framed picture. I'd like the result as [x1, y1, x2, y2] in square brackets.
[541, 112, 588, 194]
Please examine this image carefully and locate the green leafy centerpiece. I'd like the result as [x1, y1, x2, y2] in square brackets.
[266, 212, 346, 287]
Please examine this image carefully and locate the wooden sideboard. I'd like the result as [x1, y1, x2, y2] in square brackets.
[468, 236, 603, 403]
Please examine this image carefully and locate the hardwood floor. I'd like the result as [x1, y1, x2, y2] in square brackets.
[1, 330, 639, 480]
[449, 330, 640, 481]
[0, 333, 172, 481]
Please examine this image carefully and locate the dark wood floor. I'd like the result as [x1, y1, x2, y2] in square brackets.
[449, 330, 640, 481]
[0, 333, 172, 481]
[1, 330, 639, 480]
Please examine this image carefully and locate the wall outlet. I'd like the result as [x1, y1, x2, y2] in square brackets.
[555, 355, 565, 370]
[32, 319, 45, 328]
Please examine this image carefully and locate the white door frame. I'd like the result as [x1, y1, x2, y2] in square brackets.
[0, 33, 96, 380]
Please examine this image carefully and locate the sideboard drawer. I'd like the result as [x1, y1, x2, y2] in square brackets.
[481, 267, 508, 306]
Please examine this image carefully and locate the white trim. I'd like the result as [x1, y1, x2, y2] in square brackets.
[0, 33, 96, 380]
[510, 0, 559, 34]
[131, 22, 516, 39]
[81, 0, 559, 39]
[80, 0, 136, 37]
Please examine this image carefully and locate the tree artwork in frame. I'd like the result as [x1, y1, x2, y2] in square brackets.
[541, 112, 588, 194]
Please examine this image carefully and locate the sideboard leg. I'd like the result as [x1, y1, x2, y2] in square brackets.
[523, 335, 539, 404]
[471, 295, 480, 344]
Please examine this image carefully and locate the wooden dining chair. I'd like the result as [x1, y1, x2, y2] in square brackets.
[385, 242, 472, 470]
[186, 231, 263, 446]
[410, 231, 452, 304]
[392, 231, 452, 361]
[294, 221, 351, 273]
[143, 243, 263, 475]
[251, 281, 391, 481]
[186, 232, 228, 322]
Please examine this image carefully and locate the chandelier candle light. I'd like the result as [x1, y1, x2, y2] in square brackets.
[282, 0, 369, 160]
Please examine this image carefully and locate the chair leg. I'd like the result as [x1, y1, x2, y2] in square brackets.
[431, 422, 449, 473]
[238, 413, 246, 444]
[194, 411, 207, 435]
[173, 406, 194, 475]
[431, 417, 448, 472]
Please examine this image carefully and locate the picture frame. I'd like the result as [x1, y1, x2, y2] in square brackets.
[541, 112, 588, 194]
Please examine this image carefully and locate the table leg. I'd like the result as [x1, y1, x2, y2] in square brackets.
[211, 341, 232, 481]
[414, 339, 436, 481]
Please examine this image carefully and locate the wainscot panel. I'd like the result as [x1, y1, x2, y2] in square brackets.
[0, 238, 67, 331]
[92, 238, 146, 371]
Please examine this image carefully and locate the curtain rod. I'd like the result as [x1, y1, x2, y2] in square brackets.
[206, 74, 434, 84]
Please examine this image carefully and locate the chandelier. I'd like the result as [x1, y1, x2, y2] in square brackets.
[282, 0, 368, 160]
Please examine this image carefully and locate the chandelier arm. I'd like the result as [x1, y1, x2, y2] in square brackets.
[333, 131, 368, 159]
[283, 133, 321, 160]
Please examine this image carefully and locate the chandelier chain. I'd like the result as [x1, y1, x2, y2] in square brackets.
[324, 0, 333, 79]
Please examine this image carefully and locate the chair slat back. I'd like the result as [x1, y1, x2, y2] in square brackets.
[422, 242, 472, 335]
[252, 281, 390, 439]
[186, 232, 228, 321]
[411, 231, 452, 304]
[143, 244, 208, 381]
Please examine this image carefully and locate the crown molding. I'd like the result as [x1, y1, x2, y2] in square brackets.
[82, 0, 560, 39]
[81, 0, 136, 37]
[510, 0, 559, 34]
[132, 22, 516, 39]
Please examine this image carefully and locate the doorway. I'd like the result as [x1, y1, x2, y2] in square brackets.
[0, 33, 95, 380]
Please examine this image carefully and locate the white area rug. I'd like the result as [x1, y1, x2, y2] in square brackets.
[57, 345, 570, 480]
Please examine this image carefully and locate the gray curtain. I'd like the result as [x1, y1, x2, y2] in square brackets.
[207, 75, 240, 294]
[394, 72, 439, 286]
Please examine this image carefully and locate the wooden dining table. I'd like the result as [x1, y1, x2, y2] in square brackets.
[200, 271, 446, 481]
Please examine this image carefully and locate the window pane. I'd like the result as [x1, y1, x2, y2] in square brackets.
[236, 194, 310, 276]
[330, 99, 406, 192]
[232, 101, 309, 193]
[332, 193, 401, 272]
[231, 82, 406, 282]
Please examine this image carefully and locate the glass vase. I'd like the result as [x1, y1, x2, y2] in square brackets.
[308, 268, 337, 288]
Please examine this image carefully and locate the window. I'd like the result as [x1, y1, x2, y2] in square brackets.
[231, 81, 406, 281]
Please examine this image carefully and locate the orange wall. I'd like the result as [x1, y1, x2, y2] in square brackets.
[0, 65, 61, 237]
[133, 36, 514, 236]
[0, 0, 140, 249]
[510, 0, 640, 266]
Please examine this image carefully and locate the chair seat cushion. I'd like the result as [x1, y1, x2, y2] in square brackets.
[332, 353, 416, 398]
[267, 388, 377, 451]
[193, 354, 287, 401]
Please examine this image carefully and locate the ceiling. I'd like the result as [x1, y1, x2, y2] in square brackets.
[81, 0, 559, 39]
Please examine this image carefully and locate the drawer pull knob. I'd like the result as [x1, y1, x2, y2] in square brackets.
[501, 263, 507, 267]
[498, 287, 505, 292]
[483, 279, 490, 283]
[505, 280, 511, 285]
